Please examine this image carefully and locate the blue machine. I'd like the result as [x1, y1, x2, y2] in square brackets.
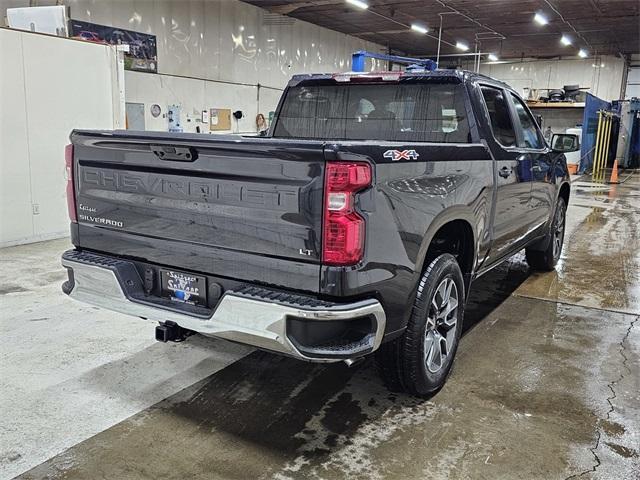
[351, 50, 438, 73]
[623, 98, 640, 169]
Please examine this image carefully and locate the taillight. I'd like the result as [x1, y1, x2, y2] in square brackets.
[322, 162, 372, 266]
[65, 144, 77, 223]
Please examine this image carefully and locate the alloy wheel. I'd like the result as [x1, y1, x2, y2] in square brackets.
[553, 203, 566, 260]
[424, 277, 459, 373]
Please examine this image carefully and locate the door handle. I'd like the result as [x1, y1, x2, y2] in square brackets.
[499, 166, 512, 178]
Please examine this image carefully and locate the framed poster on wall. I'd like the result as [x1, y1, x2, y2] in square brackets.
[69, 19, 158, 73]
[209, 109, 231, 131]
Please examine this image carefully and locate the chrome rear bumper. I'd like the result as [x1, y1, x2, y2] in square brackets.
[61, 250, 386, 362]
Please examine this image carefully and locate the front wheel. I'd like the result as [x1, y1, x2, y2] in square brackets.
[526, 196, 566, 271]
[375, 253, 465, 397]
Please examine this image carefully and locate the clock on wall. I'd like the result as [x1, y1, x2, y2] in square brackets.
[150, 104, 161, 118]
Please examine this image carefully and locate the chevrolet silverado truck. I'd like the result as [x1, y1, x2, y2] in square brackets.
[61, 69, 576, 396]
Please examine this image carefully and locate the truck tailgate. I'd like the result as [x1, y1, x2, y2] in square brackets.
[71, 130, 325, 293]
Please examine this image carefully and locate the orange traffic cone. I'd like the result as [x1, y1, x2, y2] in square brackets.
[609, 159, 620, 184]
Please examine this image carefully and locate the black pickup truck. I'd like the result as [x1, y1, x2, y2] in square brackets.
[61, 69, 575, 396]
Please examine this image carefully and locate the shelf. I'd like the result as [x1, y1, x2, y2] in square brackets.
[526, 102, 585, 108]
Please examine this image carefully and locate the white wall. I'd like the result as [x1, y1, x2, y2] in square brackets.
[3, 0, 385, 134]
[62, 0, 383, 88]
[626, 54, 640, 99]
[105, 0, 384, 133]
[480, 56, 626, 101]
[123, 72, 286, 134]
[0, 28, 120, 246]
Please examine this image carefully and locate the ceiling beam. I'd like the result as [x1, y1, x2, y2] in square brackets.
[266, 0, 342, 15]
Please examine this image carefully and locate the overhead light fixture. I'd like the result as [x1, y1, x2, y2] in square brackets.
[410, 23, 428, 34]
[533, 13, 548, 25]
[487, 53, 499, 62]
[560, 35, 572, 46]
[345, 0, 368, 9]
[456, 41, 469, 51]
[578, 49, 588, 58]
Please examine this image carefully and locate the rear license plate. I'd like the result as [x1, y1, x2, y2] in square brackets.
[160, 269, 207, 306]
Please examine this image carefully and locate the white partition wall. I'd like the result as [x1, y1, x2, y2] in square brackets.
[480, 56, 626, 101]
[0, 28, 121, 247]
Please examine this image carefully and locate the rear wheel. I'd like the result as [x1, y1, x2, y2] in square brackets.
[375, 253, 465, 397]
[525, 196, 566, 271]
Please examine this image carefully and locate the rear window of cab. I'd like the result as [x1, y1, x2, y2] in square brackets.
[273, 82, 471, 143]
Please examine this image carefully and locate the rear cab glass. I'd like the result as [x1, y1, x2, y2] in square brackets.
[273, 81, 471, 143]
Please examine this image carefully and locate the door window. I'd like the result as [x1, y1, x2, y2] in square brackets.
[510, 94, 543, 149]
[479, 86, 516, 147]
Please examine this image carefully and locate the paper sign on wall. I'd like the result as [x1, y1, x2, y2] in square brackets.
[167, 105, 183, 133]
[209, 108, 231, 131]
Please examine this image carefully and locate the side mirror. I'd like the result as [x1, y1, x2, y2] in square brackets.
[551, 133, 580, 153]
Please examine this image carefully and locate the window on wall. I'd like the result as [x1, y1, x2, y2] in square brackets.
[479, 85, 516, 147]
[273, 82, 471, 143]
[510, 94, 544, 149]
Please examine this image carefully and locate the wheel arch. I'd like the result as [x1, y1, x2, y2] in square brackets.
[415, 208, 478, 293]
[558, 181, 570, 206]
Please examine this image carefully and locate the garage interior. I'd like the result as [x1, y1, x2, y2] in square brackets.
[1, 1, 639, 479]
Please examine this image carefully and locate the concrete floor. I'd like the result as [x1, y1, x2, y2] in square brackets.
[1, 175, 638, 480]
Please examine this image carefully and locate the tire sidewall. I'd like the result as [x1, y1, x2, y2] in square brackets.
[405, 254, 465, 395]
[552, 196, 567, 263]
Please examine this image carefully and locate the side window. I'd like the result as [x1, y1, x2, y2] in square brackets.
[510, 94, 543, 149]
[480, 86, 516, 147]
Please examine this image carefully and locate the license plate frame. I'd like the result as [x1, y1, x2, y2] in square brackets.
[160, 269, 207, 306]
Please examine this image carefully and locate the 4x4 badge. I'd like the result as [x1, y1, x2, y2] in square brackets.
[383, 149, 420, 161]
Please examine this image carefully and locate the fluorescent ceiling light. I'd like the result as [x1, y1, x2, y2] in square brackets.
[533, 13, 548, 25]
[560, 35, 572, 46]
[346, 0, 368, 9]
[487, 53, 499, 61]
[456, 41, 469, 51]
[578, 49, 588, 58]
[410, 23, 428, 34]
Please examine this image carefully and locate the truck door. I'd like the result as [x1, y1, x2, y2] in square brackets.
[508, 92, 554, 229]
[478, 85, 533, 263]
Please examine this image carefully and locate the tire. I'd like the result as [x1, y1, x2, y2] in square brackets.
[375, 253, 465, 397]
[525, 196, 567, 271]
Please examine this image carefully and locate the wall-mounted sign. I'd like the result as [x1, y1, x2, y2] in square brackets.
[209, 109, 231, 131]
[167, 105, 183, 133]
[7, 6, 69, 36]
[70, 19, 158, 73]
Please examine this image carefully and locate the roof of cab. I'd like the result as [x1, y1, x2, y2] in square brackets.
[288, 69, 513, 91]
